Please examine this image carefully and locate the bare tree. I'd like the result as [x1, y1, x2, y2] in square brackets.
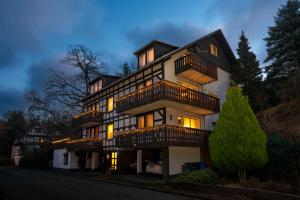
[25, 45, 104, 127]
[25, 91, 71, 126]
[62, 45, 104, 95]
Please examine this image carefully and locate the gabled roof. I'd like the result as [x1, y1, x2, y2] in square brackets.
[133, 40, 179, 55]
[184, 29, 236, 65]
[84, 29, 236, 100]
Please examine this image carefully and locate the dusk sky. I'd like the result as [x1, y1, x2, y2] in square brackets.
[0, 0, 284, 116]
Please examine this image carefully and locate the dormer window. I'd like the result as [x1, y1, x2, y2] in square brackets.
[147, 48, 154, 63]
[210, 43, 218, 57]
[90, 79, 102, 94]
[139, 53, 146, 67]
[139, 48, 154, 67]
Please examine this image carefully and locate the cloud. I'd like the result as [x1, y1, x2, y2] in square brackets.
[0, 89, 25, 116]
[0, 0, 103, 68]
[206, 0, 283, 62]
[126, 21, 208, 48]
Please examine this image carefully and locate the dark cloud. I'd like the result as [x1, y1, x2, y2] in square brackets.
[126, 21, 208, 48]
[206, 0, 283, 61]
[0, 0, 102, 68]
[0, 89, 25, 115]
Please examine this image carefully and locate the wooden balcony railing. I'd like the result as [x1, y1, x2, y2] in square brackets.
[116, 80, 219, 114]
[52, 138, 102, 151]
[175, 53, 218, 81]
[73, 110, 103, 128]
[115, 124, 210, 149]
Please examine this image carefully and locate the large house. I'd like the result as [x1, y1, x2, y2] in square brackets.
[52, 29, 235, 179]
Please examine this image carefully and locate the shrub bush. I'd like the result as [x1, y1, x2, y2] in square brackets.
[170, 169, 218, 185]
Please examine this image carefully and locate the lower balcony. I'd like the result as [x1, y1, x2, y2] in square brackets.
[116, 80, 219, 115]
[73, 111, 103, 128]
[52, 138, 102, 152]
[115, 124, 210, 149]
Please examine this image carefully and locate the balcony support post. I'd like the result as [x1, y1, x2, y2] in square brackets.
[137, 149, 143, 174]
[162, 147, 169, 182]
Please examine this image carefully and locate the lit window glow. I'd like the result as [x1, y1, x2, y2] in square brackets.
[210, 44, 218, 56]
[107, 124, 114, 139]
[147, 48, 154, 63]
[107, 97, 114, 112]
[178, 116, 200, 129]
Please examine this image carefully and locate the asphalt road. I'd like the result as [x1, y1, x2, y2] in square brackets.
[0, 167, 196, 200]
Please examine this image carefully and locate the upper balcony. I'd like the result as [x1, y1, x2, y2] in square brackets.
[73, 111, 103, 128]
[115, 124, 210, 149]
[175, 53, 218, 84]
[116, 80, 219, 115]
[52, 138, 102, 152]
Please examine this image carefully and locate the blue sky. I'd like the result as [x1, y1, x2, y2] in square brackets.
[0, 0, 284, 116]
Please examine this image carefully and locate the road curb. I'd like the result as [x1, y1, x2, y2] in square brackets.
[50, 171, 228, 200]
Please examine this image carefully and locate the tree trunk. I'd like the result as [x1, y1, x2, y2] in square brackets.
[238, 168, 247, 185]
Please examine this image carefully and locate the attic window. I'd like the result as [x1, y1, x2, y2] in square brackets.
[210, 43, 218, 57]
[139, 53, 146, 67]
[139, 48, 154, 67]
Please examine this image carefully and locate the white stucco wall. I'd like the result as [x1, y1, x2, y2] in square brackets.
[203, 67, 230, 130]
[168, 146, 201, 175]
[53, 149, 79, 169]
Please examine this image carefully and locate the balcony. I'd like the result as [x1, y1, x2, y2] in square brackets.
[52, 138, 102, 152]
[115, 124, 210, 149]
[73, 111, 103, 128]
[175, 53, 218, 84]
[116, 80, 219, 115]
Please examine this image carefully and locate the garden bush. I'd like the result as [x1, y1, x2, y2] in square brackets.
[170, 169, 218, 185]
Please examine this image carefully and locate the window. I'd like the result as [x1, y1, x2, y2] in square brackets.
[145, 79, 153, 87]
[107, 123, 114, 139]
[139, 48, 155, 67]
[107, 97, 114, 112]
[146, 113, 154, 127]
[111, 152, 118, 170]
[138, 113, 154, 128]
[147, 48, 154, 63]
[137, 79, 152, 90]
[138, 116, 145, 129]
[90, 80, 103, 94]
[139, 53, 146, 67]
[63, 153, 68, 165]
[210, 43, 218, 56]
[178, 116, 200, 129]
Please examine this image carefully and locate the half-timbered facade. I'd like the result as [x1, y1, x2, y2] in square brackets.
[52, 29, 235, 179]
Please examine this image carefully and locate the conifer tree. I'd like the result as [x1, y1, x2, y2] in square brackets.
[264, 0, 300, 101]
[209, 87, 268, 184]
[231, 31, 264, 111]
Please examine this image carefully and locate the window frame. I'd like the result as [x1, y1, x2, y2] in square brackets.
[106, 123, 114, 140]
[209, 43, 218, 57]
[107, 97, 114, 112]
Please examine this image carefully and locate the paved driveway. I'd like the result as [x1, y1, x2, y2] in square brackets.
[0, 167, 196, 200]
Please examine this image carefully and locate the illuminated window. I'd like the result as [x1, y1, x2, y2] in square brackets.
[146, 113, 154, 127]
[138, 116, 145, 129]
[137, 83, 144, 90]
[111, 152, 118, 170]
[210, 43, 218, 57]
[107, 123, 114, 139]
[145, 79, 153, 87]
[139, 53, 146, 67]
[147, 48, 154, 63]
[178, 116, 200, 129]
[107, 97, 114, 112]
